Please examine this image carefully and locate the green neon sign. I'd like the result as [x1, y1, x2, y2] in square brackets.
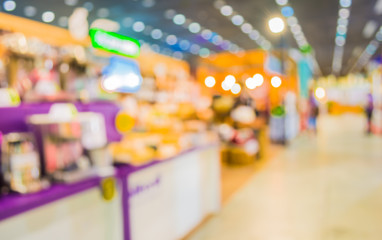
[89, 28, 140, 58]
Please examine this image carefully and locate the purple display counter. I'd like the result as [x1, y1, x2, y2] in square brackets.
[0, 176, 103, 221]
[0, 145, 220, 240]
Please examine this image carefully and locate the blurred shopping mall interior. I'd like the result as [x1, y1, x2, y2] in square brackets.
[1, 0, 382, 239]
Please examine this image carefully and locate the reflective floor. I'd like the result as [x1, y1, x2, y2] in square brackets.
[189, 114, 382, 240]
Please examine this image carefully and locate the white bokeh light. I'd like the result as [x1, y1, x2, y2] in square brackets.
[315, 87, 326, 99]
[245, 78, 256, 90]
[205, 76, 216, 88]
[3, 1, 16, 11]
[42, 11, 55, 23]
[271, 76, 282, 88]
[133, 21, 145, 32]
[173, 14, 186, 25]
[231, 83, 241, 94]
[268, 17, 285, 33]
[253, 73, 264, 86]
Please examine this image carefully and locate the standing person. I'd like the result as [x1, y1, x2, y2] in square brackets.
[365, 93, 374, 134]
[308, 93, 319, 133]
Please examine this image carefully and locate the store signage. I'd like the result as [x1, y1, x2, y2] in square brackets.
[89, 28, 140, 58]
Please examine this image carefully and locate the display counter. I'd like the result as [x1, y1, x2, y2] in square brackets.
[117, 144, 221, 240]
[0, 144, 221, 240]
[0, 175, 124, 240]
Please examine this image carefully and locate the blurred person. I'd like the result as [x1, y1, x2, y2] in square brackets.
[365, 93, 374, 134]
[308, 93, 319, 133]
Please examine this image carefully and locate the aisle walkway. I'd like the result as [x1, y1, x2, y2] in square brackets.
[188, 114, 382, 240]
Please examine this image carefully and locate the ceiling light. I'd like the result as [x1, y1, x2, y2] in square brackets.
[224, 75, 236, 89]
[339, 8, 350, 19]
[65, 0, 78, 6]
[123, 17, 134, 27]
[190, 44, 201, 54]
[375, 0, 382, 15]
[97, 8, 109, 18]
[212, 35, 223, 45]
[166, 35, 177, 45]
[151, 29, 163, 39]
[220, 5, 233, 16]
[268, 17, 285, 33]
[142, 0, 156, 8]
[58, 16, 68, 27]
[164, 9, 176, 19]
[315, 87, 326, 99]
[337, 25, 347, 35]
[201, 29, 213, 40]
[199, 48, 210, 58]
[245, 78, 256, 89]
[222, 81, 231, 91]
[189, 22, 201, 33]
[205, 76, 216, 87]
[291, 24, 301, 34]
[42, 11, 55, 23]
[363, 20, 378, 39]
[335, 36, 346, 46]
[231, 15, 244, 26]
[376, 31, 382, 41]
[133, 21, 145, 32]
[271, 76, 282, 88]
[173, 14, 186, 25]
[241, 23, 253, 34]
[24, 6, 37, 17]
[340, 0, 352, 8]
[249, 30, 260, 40]
[3, 1, 16, 11]
[337, 18, 348, 26]
[172, 51, 183, 59]
[179, 40, 190, 50]
[276, 0, 288, 6]
[214, 0, 225, 9]
[83, 2, 94, 11]
[231, 83, 241, 94]
[287, 16, 298, 26]
[281, 6, 294, 17]
[253, 73, 264, 86]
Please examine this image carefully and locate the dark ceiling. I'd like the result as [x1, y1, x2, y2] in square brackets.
[2, 0, 382, 76]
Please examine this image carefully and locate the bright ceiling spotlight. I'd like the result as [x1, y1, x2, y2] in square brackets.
[315, 87, 326, 99]
[340, 0, 352, 8]
[199, 48, 210, 58]
[222, 75, 236, 91]
[245, 77, 256, 90]
[271, 76, 282, 88]
[224, 75, 236, 87]
[276, 0, 288, 6]
[151, 29, 163, 39]
[173, 14, 186, 25]
[189, 22, 201, 33]
[253, 73, 264, 86]
[268, 17, 285, 33]
[231, 15, 244, 26]
[231, 83, 241, 94]
[205, 76, 216, 88]
[133, 21, 145, 32]
[220, 5, 233, 16]
[3, 0, 16, 11]
[42, 11, 55, 23]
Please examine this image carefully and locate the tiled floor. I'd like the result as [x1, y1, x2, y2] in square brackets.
[188, 114, 382, 240]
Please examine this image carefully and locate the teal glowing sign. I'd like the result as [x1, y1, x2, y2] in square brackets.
[89, 28, 140, 58]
